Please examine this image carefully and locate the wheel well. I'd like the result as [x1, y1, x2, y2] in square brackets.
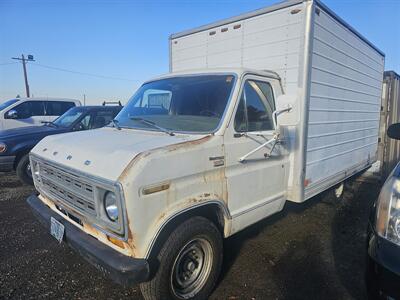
[146, 203, 227, 278]
[14, 149, 30, 169]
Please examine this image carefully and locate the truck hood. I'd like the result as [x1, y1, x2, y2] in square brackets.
[31, 127, 206, 182]
[0, 125, 62, 140]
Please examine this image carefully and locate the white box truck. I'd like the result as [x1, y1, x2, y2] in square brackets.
[27, 0, 384, 299]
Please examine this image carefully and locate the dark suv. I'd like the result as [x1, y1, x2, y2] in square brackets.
[0, 105, 122, 184]
[366, 122, 400, 299]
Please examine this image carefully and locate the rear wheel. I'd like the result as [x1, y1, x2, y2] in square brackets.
[16, 154, 33, 185]
[140, 216, 223, 300]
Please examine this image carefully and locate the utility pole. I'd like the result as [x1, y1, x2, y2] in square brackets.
[12, 54, 35, 98]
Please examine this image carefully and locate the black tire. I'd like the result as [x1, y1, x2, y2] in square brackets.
[140, 216, 223, 300]
[16, 154, 33, 185]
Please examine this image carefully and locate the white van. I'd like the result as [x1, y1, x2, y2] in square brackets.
[0, 97, 81, 130]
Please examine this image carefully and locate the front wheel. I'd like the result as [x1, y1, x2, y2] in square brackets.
[16, 154, 33, 185]
[140, 216, 223, 300]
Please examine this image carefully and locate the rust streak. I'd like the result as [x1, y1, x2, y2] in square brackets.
[165, 135, 212, 152]
[125, 220, 137, 256]
[118, 152, 147, 182]
[157, 211, 167, 223]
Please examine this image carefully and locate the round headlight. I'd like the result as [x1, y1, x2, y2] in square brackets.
[0, 142, 6, 153]
[376, 176, 400, 245]
[104, 192, 119, 221]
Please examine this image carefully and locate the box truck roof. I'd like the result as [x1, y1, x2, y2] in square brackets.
[144, 68, 281, 84]
[170, 0, 384, 57]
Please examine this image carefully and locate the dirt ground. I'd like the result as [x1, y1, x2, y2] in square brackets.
[0, 171, 380, 300]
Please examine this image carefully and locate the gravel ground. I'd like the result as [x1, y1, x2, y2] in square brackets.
[0, 171, 380, 299]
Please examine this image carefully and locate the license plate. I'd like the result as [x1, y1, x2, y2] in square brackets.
[50, 217, 65, 243]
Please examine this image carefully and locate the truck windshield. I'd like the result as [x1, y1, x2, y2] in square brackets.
[115, 75, 236, 133]
[53, 107, 84, 127]
[0, 99, 19, 112]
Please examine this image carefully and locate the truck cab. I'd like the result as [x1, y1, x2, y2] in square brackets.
[28, 69, 291, 299]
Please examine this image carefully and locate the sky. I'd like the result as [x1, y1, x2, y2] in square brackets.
[0, 0, 399, 105]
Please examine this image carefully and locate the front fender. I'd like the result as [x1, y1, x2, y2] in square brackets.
[144, 199, 232, 260]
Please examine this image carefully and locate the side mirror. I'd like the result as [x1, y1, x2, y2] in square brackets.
[275, 94, 298, 126]
[387, 123, 400, 140]
[272, 105, 292, 129]
[6, 109, 18, 119]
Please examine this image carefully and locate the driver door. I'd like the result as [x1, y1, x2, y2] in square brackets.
[224, 76, 287, 232]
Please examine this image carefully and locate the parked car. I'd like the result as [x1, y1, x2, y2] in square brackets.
[26, 1, 384, 299]
[366, 123, 400, 299]
[0, 97, 81, 130]
[0, 105, 122, 184]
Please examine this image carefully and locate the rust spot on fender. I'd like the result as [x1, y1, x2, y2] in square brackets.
[125, 220, 137, 256]
[83, 222, 102, 238]
[118, 152, 147, 182]
[179, 192, 221, 208]
[156, 211, 167, 223]
[165, 135, 212, 152]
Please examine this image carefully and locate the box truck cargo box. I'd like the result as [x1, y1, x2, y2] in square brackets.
[170, 0, 385, 201]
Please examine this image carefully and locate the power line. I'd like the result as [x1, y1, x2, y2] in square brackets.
[30, 62, 140, 82]
[0, 62, 19, 66]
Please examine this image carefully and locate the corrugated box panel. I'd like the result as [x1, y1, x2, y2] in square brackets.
[305, 6, 385, 192]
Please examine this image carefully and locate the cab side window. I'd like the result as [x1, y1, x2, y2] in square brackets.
[234, 80, 275, 132]
[6, 101, 45, 119]
[92, 110, 115, 129]
[46, 101, 75, 116]
[74, 114, 92, 131]
[73, 110, 118, 131]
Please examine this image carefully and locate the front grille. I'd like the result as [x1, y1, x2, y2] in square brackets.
[34, 159, 97, 217]
[40, 163, 94, 198]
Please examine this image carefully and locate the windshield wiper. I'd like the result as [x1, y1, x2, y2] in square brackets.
[111, 119, 121, 130]
[130, 117, 175, 136]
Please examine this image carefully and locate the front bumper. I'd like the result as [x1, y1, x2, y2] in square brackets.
[27, 194, 150, 286]
[366, 223, 400, 299]
[0, 155, 15, 172]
